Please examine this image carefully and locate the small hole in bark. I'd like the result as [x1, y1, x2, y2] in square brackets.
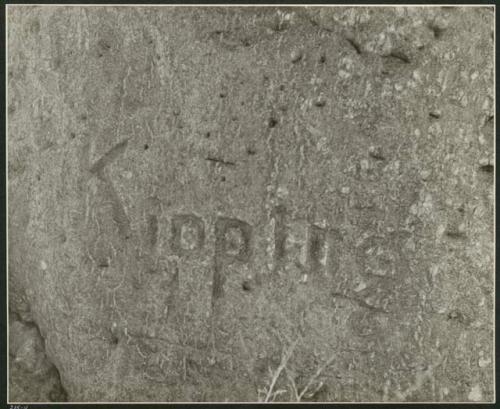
[98, 259, 110, 268]
[268, 117, 278, 128]
[314, 97, 327, 107]
[242, 280, 252, 291]
[429, 24, 445, 39]
[447, 310, 467, 324]
[144, 144, 149, 150]
[205, 132, 211, 138]
[221, 176, 226, 182]
[291, 50, 303, 63]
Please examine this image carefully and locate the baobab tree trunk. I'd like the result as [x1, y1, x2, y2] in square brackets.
[7, 5, 494, 403]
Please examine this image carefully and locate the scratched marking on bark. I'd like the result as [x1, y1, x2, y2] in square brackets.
[89, 139, 131, 239]
[101, 173, 132, 239]
[212, 217, 252, 303]
[147, 215, 158, 248]
[327, 229, 343, 277]
[209, 216, 252, 357]
[307, 224, 327, 274]
[271, 205, 287, 271]
[144, 196, 162, 251]
[331, 292, 388, 314]
[89, 139, 129, 175]
[171, 214, 205, 255]
[164, 261, 180, 324]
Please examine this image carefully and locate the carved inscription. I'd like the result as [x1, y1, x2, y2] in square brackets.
[171, 214, 205, 255]
[145, 196, 161, 250]
[89, 139, 131, 239]
[307, 224, 327, 274]
[327, 229, 343, 277]
[272, 205, 333, 275]
[271, 205, 287, 269]
[92, 192, 346, 302]
[213, 217, 252, 301]
[147, 215, 158, 248]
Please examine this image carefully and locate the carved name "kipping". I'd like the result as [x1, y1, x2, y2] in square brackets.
[87, 141, 341, 301]
[168, 207, 342, 299]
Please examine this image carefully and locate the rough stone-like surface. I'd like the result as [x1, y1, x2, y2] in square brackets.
[8, 6, 494, 402]
[9, 313, 68, 402]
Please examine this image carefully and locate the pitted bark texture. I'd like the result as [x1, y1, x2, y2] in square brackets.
[8, 6, 494, 402]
